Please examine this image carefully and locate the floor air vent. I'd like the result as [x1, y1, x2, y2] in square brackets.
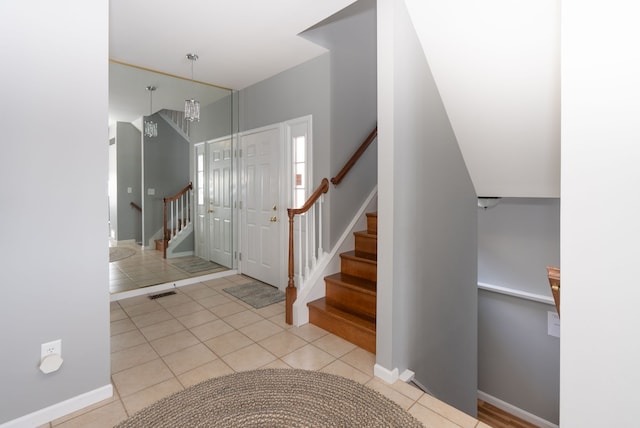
[148, 291, 177, 300]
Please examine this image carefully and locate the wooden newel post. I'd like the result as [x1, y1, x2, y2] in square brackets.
[286, 210, 297, 325]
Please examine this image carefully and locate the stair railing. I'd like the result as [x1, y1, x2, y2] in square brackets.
[162, 182, 193, 258]
[286, 126, 377, 324]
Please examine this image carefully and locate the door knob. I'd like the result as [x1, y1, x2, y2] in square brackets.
[208, 209, 214, 213]
[270, 216, 277, 222]
[272, 205, 277, 211]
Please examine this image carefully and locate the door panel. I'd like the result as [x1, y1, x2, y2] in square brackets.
[241, 127, 281, 287]
[207, 138, 233, 267]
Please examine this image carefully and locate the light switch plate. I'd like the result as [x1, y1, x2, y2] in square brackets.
[147, 188, 155, 195]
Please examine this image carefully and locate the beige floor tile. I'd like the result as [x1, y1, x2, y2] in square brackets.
[202, 277, 234, 289]
[340, 347, 376, 376]
[204, 330, 254, 356]
[190, 319, 235, 342]
[253, 302, 285, 318]
[320, 360, 372, 384]
[365, 378, 416, 410]
[139, 319, 186, 341]
[176, 309, 218, 329]
[122, 301, 163, 317]
[111, 343, 159, 374]
[155, 293, 193, 308]
[389, 380, 424, 402]
[110, 318, 137, 336]
[418, 393, 477, 428]
[130, 309, 174, 328]
[209, 301, 247, 318]
[226, 275, 253, 284]
[268, 314, 294, 330]
[475, 422, 492, 428]
[111, 330, 147, 353]
[221, 343, 277, 372]
[149, 330, 200, 356]
[223, 310, 264, 329]
[162, 343, 218, 375]
[239, 319, 283, 342]
[110, 307, 128, 322]
[312, 333, 357, 357]
[280, 344, 335, 371]
[408, 402, 460, 428]
[161, 300, 203, 316]
[260, 359, 293, 370]
[120, 378, 184, 416]
[289, 323, 328, 342]
[257, 331, 307, 358]
[111, 358, 174, 397]
[177, 359, 235, 388]
[53, 400, 128, 428]
[116, 294, 152, 307]
[198, 293, 233, 309]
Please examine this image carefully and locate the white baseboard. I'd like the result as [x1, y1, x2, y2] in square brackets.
[1, 384, 112, 428]
[399, 369, 415, 382]
[478, 390, 558, 428]
[110, 269, 238, 301]
[374, 364, 399, 384]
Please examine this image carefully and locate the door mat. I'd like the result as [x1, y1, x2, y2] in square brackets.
[173, 257, 223, 274]
[223, 281, 285, 309]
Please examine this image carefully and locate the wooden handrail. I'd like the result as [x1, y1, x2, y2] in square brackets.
[286, 178, 329, 325]
[330, 126, 377, 186]
[547, 266, 560, 317]
[162, 182, 193, 258]
[130, 202, 142, 212]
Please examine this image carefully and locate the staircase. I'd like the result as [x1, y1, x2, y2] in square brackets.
[307, 212, 377, 353]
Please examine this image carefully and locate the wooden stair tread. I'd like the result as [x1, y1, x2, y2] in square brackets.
[341, 250, 376, 263]
[308, 298, 376, 330]
[354, 230, 377, 239]
[325, 272, 376, 295]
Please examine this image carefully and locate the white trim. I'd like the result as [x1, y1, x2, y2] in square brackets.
[374, 364, 399, 384]
[478, 282, 555, 305]
[0, 384, 112, 428]
[399, 369, 415, 382]
[478, 390, 559, 428]
[292, 187, 378, 325]
[110, 270, 238, 301]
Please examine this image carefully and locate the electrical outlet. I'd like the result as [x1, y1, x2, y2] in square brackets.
[41, 340, 62, 360]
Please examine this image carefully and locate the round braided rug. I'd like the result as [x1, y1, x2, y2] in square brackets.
[116, 368, 423, 427]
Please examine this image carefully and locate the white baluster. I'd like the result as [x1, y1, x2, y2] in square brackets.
[304, 211, 310, 278]
[318, 194, 324, 256]
[311, 203, 317, 268]
[298, 214, 303, 283]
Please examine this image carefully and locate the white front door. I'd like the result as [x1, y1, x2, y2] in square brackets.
[207, 138, 233, 267]
[240, 127, 282, 287]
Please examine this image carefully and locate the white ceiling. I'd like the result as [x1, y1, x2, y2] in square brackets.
[405, 0, 560, 197]
[109, 0, 357, 90]
[109, 0, 357, 126]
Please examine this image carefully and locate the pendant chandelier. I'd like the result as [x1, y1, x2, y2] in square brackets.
[184, 53, 200, 122]
[144, 86, 158, 138]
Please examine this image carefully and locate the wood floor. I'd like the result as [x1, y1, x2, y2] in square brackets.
[477, 400, 540, 428]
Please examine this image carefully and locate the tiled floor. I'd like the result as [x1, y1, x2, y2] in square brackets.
[42, 274, 489, 428]
[109, 242, 228, 294]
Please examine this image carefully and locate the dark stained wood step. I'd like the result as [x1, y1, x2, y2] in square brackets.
[308, 297, 376, 353]
[340, 251, 377, 281]
[325, 272, 376, 317]
[354, 230, 377, 258]
[366, 212, 377, 235]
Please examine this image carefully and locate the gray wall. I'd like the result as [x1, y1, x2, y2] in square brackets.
[190, 93, 234, 144]
[116, 122, 142, 242]
[302, 0, 378, 245]
[377, 0, 478, 416]
[477, 198, 560, 424]
[239, 53, 331, 193]
[143, 115, 191, 245]
[0, 0, 110, 423]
